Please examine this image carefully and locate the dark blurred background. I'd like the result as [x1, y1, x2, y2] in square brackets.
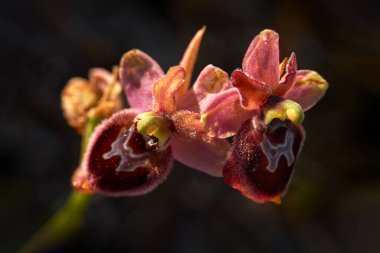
[1, 0, 380, 252]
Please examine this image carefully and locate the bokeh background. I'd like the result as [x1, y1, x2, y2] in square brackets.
[1, 0, 380, 252]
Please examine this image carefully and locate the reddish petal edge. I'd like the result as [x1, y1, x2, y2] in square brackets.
[275, 53, 297, 96]
[231, 69, 271, 110]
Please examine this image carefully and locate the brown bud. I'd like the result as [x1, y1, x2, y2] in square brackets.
[61, 68, 122, 134]
[61, 78, 101, 134]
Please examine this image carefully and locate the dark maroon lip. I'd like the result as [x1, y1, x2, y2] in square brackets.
[223, 117, 304, 203]
[83, 109, 173, 196]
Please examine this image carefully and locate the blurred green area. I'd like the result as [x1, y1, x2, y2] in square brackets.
[1, 0, 379, 252]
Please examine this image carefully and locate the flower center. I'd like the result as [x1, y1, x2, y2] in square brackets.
[263, 98, 304, 125]
[135, 111, 172, 149]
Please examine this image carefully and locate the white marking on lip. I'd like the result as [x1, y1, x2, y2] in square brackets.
[260, 129, 295, 173]
[103, 127, 150, 172]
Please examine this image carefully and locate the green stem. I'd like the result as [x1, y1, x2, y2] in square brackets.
[19, 116, 102, 253]
[80, 116, 102, 161]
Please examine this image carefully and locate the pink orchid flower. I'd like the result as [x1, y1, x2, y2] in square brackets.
[201, 29, 328, 203]
[73, 27, 230, 196]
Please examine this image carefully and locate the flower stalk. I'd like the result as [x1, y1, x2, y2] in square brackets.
[19, 116, 101, 253]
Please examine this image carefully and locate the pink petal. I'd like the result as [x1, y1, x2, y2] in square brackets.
[119, 50, 164, 112]
[82, 109, 173, 196]
[171, 135, 229, 177]
[179, 26, 206, 92]
[175, 88, 199, 112]
[89, 68, 114, 91]
[223, 117, 305, 203]
[171, 110, 208, 142]
[153, 66, 186, 114]
[200, 88, 256, 138]
[194, 64, 230, 103]
[242, 29, 280, 90]
[231, 69, 271, 110]
[275, 53, 297, 96]
[177, 64, 230, 112]
[284, 70, 328, 111]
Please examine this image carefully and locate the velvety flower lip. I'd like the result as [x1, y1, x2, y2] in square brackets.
[74, 27, 230, 196]
[198, 29, 327, 203]
[223, 115, 305, 203]
[77, 109, 173, 196]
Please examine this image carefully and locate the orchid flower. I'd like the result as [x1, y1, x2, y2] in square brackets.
[201, 29, 328, 203]
[72, 27, 230, 196]
[61, 68, 122, 134]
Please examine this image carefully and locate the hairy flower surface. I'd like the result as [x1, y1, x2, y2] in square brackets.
[201, 29, 328, 203]
[73, 27, 230, 196]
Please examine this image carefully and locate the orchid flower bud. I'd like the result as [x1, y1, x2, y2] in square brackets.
[61, 68, 122, 134]
[61, 78, 102, 133]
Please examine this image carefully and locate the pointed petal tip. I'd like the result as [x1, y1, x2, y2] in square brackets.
[279, 57, 288, 77]
[287, 52, 297, 67]
[197, 25, 207, 36]
[276, 52, 298, 96]
[180, 27, 207, 91]
[270, 196, 282, 204]
[71, 166, 95, 194]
